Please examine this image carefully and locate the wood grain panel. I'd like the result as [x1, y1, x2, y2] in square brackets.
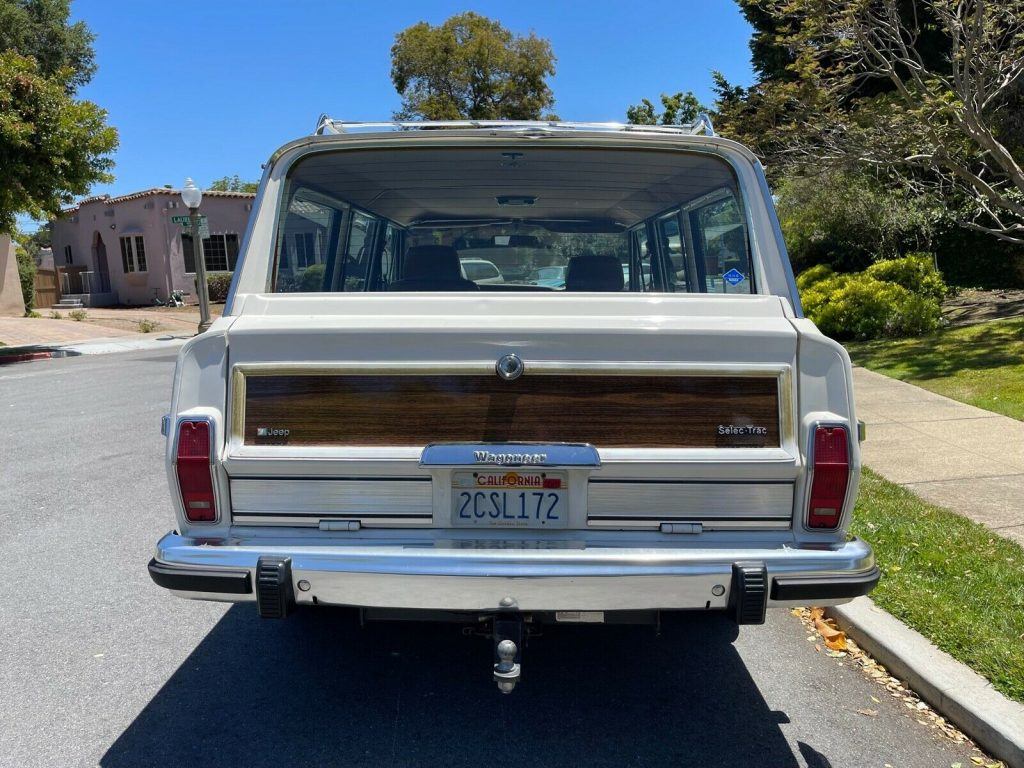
[243, 374, 779, 448]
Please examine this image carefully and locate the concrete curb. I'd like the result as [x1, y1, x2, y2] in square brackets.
[828, 597, 1024, 768]
[0, 334, 189, 363]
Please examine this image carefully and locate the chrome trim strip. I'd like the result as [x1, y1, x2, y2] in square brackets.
[421, 442, 600, 468]
[231, 515, 433, 528]
[586, 518, 790, 530]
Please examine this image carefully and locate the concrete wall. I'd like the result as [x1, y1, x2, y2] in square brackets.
[50, 190, 254, 306]
[0, 234, 27, 316]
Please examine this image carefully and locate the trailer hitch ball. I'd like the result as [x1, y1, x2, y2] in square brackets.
[493, 639, 521, 694]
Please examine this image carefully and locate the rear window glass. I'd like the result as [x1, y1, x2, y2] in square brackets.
[272, 146, 754, 294]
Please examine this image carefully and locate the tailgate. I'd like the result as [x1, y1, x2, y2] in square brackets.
[222, 293, 799, 532]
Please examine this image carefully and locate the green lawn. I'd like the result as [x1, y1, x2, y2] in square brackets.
[845, 317, 1024, 421]
[851, 468, 1024, 704]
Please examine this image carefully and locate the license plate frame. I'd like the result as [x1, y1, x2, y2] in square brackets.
[451, 470, 568, 528]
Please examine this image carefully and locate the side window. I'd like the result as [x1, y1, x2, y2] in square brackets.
[629, 226, 656, 291]
[656, 212, 690, 292]
[275, 193, 343, 292]
[691, 194, 753, 294]
[378, 224, 399, 289]
[337, 211, 377, 292]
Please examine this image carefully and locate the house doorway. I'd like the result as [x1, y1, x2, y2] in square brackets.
[91, 231, 111, 293]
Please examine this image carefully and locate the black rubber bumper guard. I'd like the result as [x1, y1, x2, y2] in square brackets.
[770, 566, 881, 602]
[147, 558, 252, 595]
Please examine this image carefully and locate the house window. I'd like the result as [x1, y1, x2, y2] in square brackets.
[182, 233, 240, 273]
[292, 232, 316, 269]
[64, 245, 73, 265]
[119, 236, 147, 273]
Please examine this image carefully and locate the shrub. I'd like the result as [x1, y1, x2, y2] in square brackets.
[49, 310, 61, 319]
[795, 264, 834, 292]
[776, 169, 934, 273]
[68, 309, 87, 321]
[300, 264, 326, 292]
[137, 319, 158, 333]
[205, 272, 233, 303]
[804, 273, 941, 340]
[15, 248, 36, 311]
[25, 309, 41, 318]
[865, 253, 947, 302]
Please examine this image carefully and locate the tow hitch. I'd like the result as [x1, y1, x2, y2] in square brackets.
[492, 616, 524, 693]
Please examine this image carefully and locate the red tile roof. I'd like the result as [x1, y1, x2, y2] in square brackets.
[59, 187, 256, 215]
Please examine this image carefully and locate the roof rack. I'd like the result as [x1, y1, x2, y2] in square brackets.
[314, 114, 715, 138]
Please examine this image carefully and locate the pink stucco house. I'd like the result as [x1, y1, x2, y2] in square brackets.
[49, 188, 255, 306]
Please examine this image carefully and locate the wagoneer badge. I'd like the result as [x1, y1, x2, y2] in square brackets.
[495, 354, 524, 381]
[474, 451, 548, 465]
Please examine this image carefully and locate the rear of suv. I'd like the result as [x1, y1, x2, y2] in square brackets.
[149, 117, 878, 691]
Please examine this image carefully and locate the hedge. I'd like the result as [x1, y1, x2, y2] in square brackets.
[798, 254, 946, 341]
[205, 272, 233, 303]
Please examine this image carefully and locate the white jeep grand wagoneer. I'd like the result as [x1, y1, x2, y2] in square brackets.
[150, 117, 877, 692]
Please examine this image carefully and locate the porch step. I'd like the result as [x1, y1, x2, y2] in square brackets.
[52, 299, 84, 309]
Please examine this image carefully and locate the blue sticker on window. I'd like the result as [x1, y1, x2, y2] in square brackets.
[723, 268, 746, 286]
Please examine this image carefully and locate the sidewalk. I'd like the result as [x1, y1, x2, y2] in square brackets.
[854, 366, 1024, 546]
[0, 306, 213, 347]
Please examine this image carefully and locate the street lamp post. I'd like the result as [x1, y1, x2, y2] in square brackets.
[181, 178, 211, 334]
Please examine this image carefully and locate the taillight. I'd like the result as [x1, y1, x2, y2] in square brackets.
[807, 425, 850, 529]
[176, 420, 217, 522]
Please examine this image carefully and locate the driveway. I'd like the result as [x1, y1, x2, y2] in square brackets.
[0, 351, 981, 767]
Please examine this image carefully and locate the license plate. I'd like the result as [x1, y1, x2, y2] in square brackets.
[451, 471, 568, 528]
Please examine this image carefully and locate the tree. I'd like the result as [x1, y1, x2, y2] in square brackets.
[717, 0, 1024, 245]
[626, 91, 706, 125]
[390, 12, 556, 120]
[792, 0, 1024, 244]
[0, 1, 117, 233]
[209, 175, 258, 193]
[0, 0, 96, 91]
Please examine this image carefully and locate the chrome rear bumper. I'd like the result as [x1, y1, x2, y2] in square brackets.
[150, 532, 878, 614]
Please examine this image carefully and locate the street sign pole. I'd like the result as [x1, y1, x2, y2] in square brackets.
[191, 208, 212, 333]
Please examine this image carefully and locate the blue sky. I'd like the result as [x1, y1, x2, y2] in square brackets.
[20, 1, 755, 231]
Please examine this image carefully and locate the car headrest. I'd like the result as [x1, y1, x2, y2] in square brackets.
[403, 245, 461, 281]
[565, 253, 624, 292]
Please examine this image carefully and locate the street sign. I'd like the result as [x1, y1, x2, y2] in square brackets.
[198, 220, 210, 238]
[171, 214, 207, 226]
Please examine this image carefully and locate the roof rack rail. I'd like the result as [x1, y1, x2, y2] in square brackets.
[314, 114, 716, 138]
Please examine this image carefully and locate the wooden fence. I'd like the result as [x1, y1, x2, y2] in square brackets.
[33, 268, 60, 309]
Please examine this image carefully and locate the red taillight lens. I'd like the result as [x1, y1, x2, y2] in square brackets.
[176, 420, 216, 522]
[807, 425, 850, 529]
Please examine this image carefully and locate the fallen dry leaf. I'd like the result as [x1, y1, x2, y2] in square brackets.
[856, 708, 878, 717]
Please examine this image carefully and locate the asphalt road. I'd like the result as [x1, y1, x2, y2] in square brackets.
[0, 349, 980, 768]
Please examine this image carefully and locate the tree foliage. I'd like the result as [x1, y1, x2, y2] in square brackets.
[775, 168, 935, 271]
[209, 175, 258, 193]
[390, 12, 556, 120]
[0, 1, 117, 233]
[0, 0, 96, 91]
[626, 91, 706, 125]
[716, 0, 1024, 245]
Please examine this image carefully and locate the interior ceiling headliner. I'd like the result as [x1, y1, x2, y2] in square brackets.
[286, 147, 738, 228]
